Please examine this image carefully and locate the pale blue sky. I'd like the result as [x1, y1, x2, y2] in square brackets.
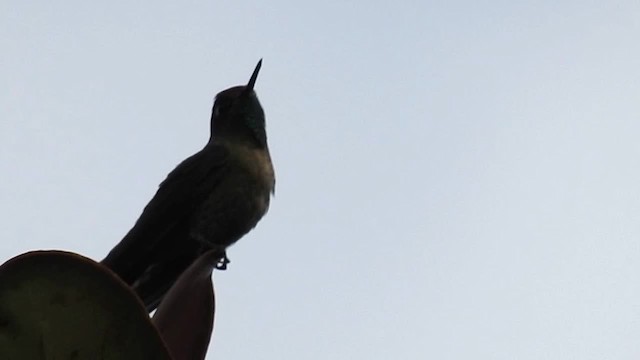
[2, 1, 640, 359]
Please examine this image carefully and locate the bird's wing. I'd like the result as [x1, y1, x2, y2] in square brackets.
[101, 144, 229, 284]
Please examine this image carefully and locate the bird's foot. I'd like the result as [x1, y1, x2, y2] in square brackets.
[215, 254, 230, 270]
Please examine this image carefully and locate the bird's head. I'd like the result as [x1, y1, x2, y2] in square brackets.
[210, 60, 267, 148]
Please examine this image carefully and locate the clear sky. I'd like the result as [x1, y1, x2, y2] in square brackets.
[2, 1, 640, 359]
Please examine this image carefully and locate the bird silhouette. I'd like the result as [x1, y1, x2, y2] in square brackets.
[102, 60, 275, 311]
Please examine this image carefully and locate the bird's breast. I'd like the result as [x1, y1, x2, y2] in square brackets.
[227, 143, 275, 194]
[190, 142, 274, 248]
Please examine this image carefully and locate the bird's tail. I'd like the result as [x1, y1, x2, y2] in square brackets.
[123, 249, 225, 312]
[102, 237, 226, 312]
[101, 245, 196, 312]
[132, 257, 192, 312]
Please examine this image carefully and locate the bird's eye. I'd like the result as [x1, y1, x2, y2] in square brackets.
[213, 101, 232, 118]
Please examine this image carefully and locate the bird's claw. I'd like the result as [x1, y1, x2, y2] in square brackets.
[215, 255, 230, 270]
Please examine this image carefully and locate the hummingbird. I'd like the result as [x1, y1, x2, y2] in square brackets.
[101, 60, 275, 312]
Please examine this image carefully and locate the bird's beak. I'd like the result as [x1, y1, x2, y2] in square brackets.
[246, 59, 262, 92]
